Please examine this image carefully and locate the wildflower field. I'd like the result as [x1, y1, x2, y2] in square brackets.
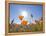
[8, 17, 43, 33]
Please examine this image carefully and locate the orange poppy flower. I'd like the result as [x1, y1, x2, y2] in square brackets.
[21, 20, 28, 26]
[18, 16, 24, 20]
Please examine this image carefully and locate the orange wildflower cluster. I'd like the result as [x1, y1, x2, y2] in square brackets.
[18, 16, 28, 26]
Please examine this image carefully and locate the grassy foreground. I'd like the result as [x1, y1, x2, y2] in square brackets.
[8, 20, 43, 33]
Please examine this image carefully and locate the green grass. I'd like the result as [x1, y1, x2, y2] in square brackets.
[8, 20, 43, 33]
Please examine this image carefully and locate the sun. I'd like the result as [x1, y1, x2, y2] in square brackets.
[21, 11, 28, 18]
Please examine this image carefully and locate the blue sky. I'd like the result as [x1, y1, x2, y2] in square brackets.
[10, 4, 43, 24]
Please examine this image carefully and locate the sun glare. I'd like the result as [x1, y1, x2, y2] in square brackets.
[21, 11, 28, 18]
